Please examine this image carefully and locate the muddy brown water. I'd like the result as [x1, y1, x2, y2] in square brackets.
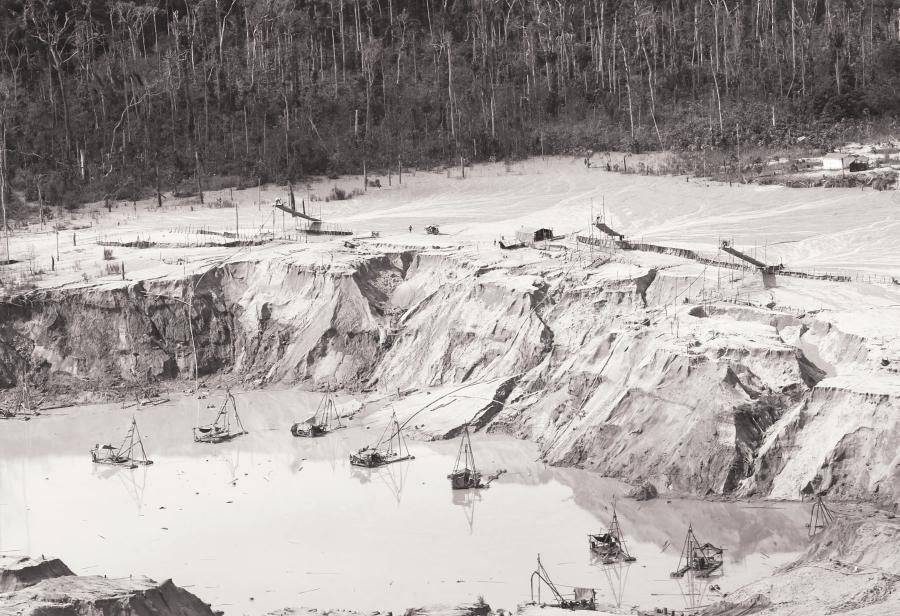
[0, 389, 809, 614]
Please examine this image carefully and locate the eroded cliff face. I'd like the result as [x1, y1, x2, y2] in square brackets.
[1, 248, 897, 504]
[484, 278, 813, 496]
[0, 280, 232, 397]
[0, 252, 413, 394]
[745, 377, 900, 503]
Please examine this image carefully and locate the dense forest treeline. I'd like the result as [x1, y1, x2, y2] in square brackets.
[1, 0, 900, 210]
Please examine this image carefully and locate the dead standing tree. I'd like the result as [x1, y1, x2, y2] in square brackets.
[24, 1, 95, 159]
[361, 36, 382, 139]
[109, 2, 159, 174]
[634, 2, 663, 148]
[0, 117, 8, 265]
[707, 0, 725, 136]
[0, 70, 15, 265]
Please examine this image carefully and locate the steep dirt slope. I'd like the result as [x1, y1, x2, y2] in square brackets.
[2, 244, 899, 503]
[743, 375, 900, 503]
[0, 251, 414, 396]
[485, 269, 814, 495]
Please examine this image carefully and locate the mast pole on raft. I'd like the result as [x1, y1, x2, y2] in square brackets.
[466, 426, 476, 474]
[134, 418, 149, 463]
[232, 391, 245, 434]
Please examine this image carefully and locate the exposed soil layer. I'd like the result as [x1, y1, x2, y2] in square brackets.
[3, 244, 898, 507]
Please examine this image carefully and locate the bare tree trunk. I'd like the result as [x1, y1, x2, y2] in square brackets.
[365, 72, 371, 137]
[0, 124, 8, 264]
[599, 1, 605, 88]
[711, 47, 725, 135]
[447, 38, 455, 140]
[620, 41, 635, 140]
[156, 163, 163, 208]
[243, 105, 249, 155]
[54, 60, 73, 156]
[638, 32, 663, 148]
[332, 27, 339, 95]
[283, 90, 290, 168]
[195, 150, 204, 204]
[791, 0, 797, 82]
[835, 54, 841, 94]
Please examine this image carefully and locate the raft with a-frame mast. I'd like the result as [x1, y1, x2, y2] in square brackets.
[670, 524, 724, 578]
[193, 389, 247, 444]
[291, 390, 344, 437]
[589, 504, 637, 564]
[448, 424, 485, 489]
[91, 418, 153, 468]
[349, 411, 413, 468]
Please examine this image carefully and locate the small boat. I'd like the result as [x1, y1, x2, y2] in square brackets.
[349, 411, 414, 467]
[589, 505, 637, 564]
[91, 418, 153, 467]
[291, 391, 344, 437]
[448, 425, 485, 489]
[193, 389, 247, 444]
[670, 524, 724, 578]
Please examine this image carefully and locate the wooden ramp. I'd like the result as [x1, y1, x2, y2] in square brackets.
[720, 240, 769, 269]
[274, 201, 320, 223]
[594, 221, 625, 241]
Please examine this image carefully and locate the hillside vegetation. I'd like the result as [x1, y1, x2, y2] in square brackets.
[1, 0, 900, 209]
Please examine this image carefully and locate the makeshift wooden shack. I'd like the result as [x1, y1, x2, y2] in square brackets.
[821, 153, 870, 172]
[515, 227, 553, 245]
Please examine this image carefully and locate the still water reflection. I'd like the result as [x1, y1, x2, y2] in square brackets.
[0, 389, 808, 614]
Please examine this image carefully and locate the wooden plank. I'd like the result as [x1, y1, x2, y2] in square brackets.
[274, 202, 320, 222]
